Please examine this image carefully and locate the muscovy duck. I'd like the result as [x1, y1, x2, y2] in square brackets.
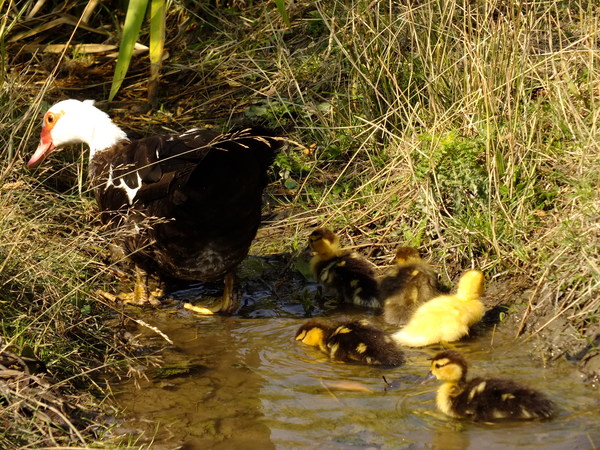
[28, 99, 282, 312]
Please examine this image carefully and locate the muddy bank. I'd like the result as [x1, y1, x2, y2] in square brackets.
[484, 278, 599, 388]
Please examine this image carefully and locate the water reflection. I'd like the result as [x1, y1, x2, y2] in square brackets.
[114, 314, 275, 449]
[113, 267, 600, 449]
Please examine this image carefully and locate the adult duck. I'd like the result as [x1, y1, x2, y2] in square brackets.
[28, 99, 282, 312]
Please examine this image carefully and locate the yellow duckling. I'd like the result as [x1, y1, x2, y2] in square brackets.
[426, 350, 554, 421]
[295, 319, 405, 366]
[379, 247, 448, 326]
[391, 270, 485, 347]
[308, 228, 380, 308]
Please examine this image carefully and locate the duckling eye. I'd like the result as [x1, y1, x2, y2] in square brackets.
[434, 362, 441, 368]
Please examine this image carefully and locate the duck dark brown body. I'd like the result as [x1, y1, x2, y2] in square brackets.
[429, 350, 555, 421]
[28, 100, 281, 310]
[89, 128, 278, 282]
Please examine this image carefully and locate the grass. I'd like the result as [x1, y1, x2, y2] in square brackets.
[0, 82, 135, 445]
[240, 0, 598, 341]
[0, 10, 141, 443]
[0, 0, 598, 445]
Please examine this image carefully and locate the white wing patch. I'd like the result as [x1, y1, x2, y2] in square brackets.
[106, 164, 142, 204]
[180, 128, 200, 137]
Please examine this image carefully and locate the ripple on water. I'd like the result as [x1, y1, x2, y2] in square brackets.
[113, 300, 600, 449]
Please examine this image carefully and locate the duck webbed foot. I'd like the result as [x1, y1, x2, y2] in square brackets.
[184, 272, 240, 315]
[97, 266, 162, 307]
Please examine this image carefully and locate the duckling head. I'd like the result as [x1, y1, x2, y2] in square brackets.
[456, 270, 485, 300]
[393, 247, 422, 265]
[308, 228, 340, 256]
[295, 320, 336, 353]
[428, 350, 468, 383]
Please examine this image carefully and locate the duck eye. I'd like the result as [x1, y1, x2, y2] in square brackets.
[46, 113, 55, 124]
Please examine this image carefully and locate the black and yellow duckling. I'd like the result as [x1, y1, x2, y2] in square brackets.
[308, 228, 380, 308]
[295, 319, 405, 366]
[426, 350, 555, 421]
[379, 247, 448, 326]
[392, 270, 485, 347]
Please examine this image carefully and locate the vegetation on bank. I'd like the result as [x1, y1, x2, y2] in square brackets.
[0, 0, 598, 446]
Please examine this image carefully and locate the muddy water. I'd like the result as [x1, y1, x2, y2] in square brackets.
[113, 259, 599, 449]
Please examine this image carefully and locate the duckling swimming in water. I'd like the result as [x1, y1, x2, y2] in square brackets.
[379, 247, 448, 326]
[391, 269, 485, 347]
[295, 319, 405, 366]
[426, 350, 555, 421]
[308, 228, 380, 308]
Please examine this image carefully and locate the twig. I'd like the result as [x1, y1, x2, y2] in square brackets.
[319, 378, 342, 403]
[131, 318, 173, 345]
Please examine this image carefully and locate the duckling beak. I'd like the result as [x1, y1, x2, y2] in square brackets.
[421, 371, 436, 384]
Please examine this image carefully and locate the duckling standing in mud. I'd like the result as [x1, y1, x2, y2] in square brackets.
[392, 270, 485, 347]
[379, 247, 448, 326]
[295, 319, 405, 366]
[426, 350, 555, 421]
[308, 228, 380, 308]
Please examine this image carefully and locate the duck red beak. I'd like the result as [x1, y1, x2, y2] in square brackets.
[27, 128, 55, 167]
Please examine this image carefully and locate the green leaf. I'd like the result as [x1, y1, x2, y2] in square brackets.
[274, 0, 291, 27]
[148, 0, 166, 106]
[284, 177, 299, 190]
[149, 0, 166, 67]
[109, 0, 149, 101]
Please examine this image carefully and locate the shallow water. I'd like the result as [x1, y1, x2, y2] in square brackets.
[113, 258, 600, 449]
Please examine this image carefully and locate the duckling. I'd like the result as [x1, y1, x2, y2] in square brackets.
[426, 350, 554, 421]
[308, 228, 380, 308]
[295, 319, 405, 366]
[391, 270, 485, 347]
[379, 247, 448, 326]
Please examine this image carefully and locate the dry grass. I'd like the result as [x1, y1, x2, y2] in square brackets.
[252, 0, 599, 347]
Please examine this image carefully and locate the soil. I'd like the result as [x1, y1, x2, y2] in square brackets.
[484, 277, 600, 388]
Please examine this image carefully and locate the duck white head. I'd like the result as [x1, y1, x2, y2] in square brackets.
[27, 99, 128, 167]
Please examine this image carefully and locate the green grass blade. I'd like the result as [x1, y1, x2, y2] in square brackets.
[109, 0, 149, 101]
[148, 0, 166, 107]
[274, 0, 290, 27]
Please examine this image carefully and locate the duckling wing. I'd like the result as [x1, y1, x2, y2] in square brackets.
[391, 296, 471, 346]
[456, 377, 555, 421]
[380, 263, 445, 325]
[318, 254, 379, 307]
[458, 297, 485, 327]
[327, 321, 404, 366]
